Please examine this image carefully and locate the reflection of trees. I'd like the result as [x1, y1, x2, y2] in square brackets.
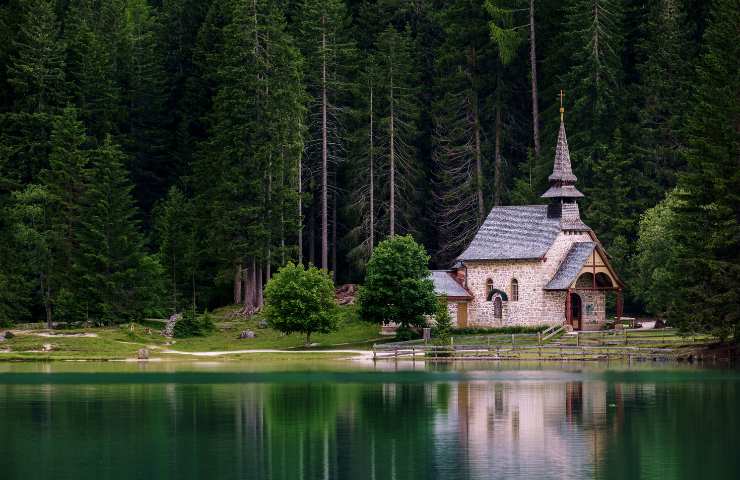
[600, 381, 740, 480]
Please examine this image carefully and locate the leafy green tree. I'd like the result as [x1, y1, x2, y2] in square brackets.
[634, 189, 684, 319]
[358, 235, 437, 328]
[264, 262, 339, 346]
[75, 136, 160, 324]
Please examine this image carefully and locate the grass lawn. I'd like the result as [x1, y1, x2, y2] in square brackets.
[0, 305, 387, 361]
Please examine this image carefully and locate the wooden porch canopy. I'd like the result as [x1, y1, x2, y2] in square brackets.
[545, 241, 625, 321]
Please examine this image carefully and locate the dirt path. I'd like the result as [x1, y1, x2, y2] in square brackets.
[158, 348, 374, 358]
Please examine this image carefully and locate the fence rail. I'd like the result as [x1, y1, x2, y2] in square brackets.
[372, 342, 679, 361]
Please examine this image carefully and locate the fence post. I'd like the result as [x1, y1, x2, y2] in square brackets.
[538, 331, 542, 345]
[511, 334, 515, 349]
[577, 333, 580, 347]
[373, 345, 376, 360]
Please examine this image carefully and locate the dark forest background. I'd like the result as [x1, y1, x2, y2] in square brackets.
[0, 0, 737, 335]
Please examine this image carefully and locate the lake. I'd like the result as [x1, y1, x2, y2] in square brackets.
[0, 361, 738, 479]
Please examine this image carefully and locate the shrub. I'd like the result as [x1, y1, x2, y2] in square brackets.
[395, 325, 421, 341]
[451, 325, 549, 335]
[358, 235, 437, 329]
[432, 300, 453, 343]
[173, 308, 215, 338]
[264, 262, 339, 346]
[3, 331, 14, 339]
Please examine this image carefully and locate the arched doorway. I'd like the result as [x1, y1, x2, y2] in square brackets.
[493, 297, 502, 320]
[569, 293, 582, 330]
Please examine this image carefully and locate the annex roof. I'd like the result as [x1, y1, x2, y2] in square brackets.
[457, 205, 562, 261]
[544, 242, 596, 290]
[430, 271, 471, 299]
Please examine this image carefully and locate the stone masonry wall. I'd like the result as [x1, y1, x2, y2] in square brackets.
[463, 231, 592, 327]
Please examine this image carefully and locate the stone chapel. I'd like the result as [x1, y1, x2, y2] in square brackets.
[431, 106, 624, 331]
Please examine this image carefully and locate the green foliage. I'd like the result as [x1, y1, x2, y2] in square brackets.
[173, 308, 215, 338]
[451, 325, 549, 335]
[263, 262, 339, 345]
[74, 136, 161, 324]
[432, 300, 453, 343]
[358, 235, 437, 328]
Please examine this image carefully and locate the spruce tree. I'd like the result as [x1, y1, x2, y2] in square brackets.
[374, 25, 421, 238]
[432, 0, 495, 264]
[75, 136, 155, 324]
[7, 0, 66, 114]
[665, 0, 740, 337]
[294, 0, 355, 272]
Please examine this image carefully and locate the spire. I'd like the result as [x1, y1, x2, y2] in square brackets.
[542, 91, 583, 199]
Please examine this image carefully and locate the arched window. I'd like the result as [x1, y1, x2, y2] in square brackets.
[510, 279, 519, 301]
[493, 297, 503, 319]
[486, 279, 493, 299]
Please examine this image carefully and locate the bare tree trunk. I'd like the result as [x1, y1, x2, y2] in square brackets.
[298, 152, 303, 265]
[172, 254, 178, 313]
[309, 202, 316, 265]
[389, 67, 395, 237]
[234, 263, 242, 305]
[256, 264, 264, 308]
[321, 27, 329, 270]
[467, 46, 486, 222]
[41, 273, 52, 329]
[332, 192, 337, 280]
[494, 104, 503, 206]
[369, 83, 375, 252]
[473, 96, 485, 222]
[529, 0, 541, 159]
[250, 258, 257, 307]
[242, 263, 251, 308]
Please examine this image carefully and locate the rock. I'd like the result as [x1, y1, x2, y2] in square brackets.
[42, 343, 53, 352]
[137, 348, 150, 360]
[335, 284, 358, 305]
[162, 313, 181, 338]
[238, 330, 256, 339]
[258, 319, 269, 329]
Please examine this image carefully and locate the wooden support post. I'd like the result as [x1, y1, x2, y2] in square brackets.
[373, 345, 376, 360]
[511, 334, 515, 349]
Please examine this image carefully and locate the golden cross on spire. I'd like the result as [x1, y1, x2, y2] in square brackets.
[558, 89, 565, 122]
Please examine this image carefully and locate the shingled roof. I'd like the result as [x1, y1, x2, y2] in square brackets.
[457, 205, 562, 261]
[541, 118, 583, 199]
[430, 271, 471, 298]
[544, 242, 595, 290]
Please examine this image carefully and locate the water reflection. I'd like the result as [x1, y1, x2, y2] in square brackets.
[0, 366, 738, 479]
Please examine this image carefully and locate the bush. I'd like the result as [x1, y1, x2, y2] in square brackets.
[432, 300, 453, 343]
[451, 325, 549, 335]
[173, 308, 215, 338]
[358, 235, 437, 329]
[264, 262, 339, 346]
[3, 331, 14, 339]
[395, 325, 421, 341]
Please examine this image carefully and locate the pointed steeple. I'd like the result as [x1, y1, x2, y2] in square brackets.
[541, 92, 589, 232]
[541, 94, 583, 200]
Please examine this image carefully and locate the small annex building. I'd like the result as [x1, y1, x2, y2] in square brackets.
[430, 109, 624, 331]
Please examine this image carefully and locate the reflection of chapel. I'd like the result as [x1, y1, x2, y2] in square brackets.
[431, 103, 624, 330]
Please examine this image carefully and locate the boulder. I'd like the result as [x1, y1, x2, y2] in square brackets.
[162, 313, 182, 338]
[42, 343, 53, 352]
[238, 330, 256, 339]
[137, 348, 150, 360]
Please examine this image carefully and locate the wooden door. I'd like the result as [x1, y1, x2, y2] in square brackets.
[457, 302, 468, 327]
[570, 293, 582, 330]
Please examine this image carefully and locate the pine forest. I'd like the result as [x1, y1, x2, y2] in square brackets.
[0, 0, 737, 335]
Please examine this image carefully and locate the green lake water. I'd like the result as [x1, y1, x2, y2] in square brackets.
[0, 361, 738, 480]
